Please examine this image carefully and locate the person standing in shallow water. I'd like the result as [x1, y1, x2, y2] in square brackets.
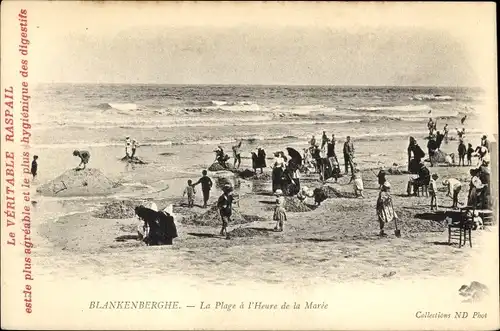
[125, 136, 131, 158]
[343, 136, 355, 175]
[193, 170, 213, 208]
[257, 147, 266, 173]
[130, 139, 139, 158]
[458, 140, 467, 166]
[232, 140, 243, 169]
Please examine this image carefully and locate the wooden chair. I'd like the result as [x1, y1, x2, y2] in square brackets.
[448, 207, 474, 248]
[478, 210, 494, 226]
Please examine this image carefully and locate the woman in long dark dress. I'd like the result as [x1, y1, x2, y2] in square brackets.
[135, 206, 178, 246]
[427, 136, 438, 167]
[407, 137, 425, 173]
[271, 152, 285, 193]
[256, 147, 267, 173]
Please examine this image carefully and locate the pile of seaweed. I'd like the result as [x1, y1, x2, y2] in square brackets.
[181, 205, 266, 227]
[94, 200, 150, 219]
[236, 169, 258, 179]
[393, 209, 447, 233]
[386, 167, 410, 175]
[227, 227, 272, 238]
[283, 197, 312, 212]
[234, 169, 271, 180]
[208, 162, 236, 172]
[316, 185, 356, 199]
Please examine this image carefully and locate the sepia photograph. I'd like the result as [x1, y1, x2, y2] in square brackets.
[1, 1, 498, 330]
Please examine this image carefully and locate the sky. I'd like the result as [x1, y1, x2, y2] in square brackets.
[2, 2, 496, 86]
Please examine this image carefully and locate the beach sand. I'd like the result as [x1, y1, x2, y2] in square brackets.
[34, 161, 496, 287]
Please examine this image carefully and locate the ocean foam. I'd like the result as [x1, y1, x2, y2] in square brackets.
[105, 103, 139, 111]
[412, 94, 453, 101]
[351, 104, 432, 112]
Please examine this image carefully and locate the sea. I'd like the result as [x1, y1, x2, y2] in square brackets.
[30, 84, 489, 219]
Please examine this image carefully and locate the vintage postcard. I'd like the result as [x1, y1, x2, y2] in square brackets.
[1, 1, 498, 330]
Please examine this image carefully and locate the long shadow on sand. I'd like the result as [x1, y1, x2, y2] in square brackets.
[303, 238, 336, 242]
[187, 233, 220, 239]
[415, 212, 447, 221]
[244, 227, 275, 232]
[427, 241, 453, 246]
[178, 203, 205, 209]
[115, 234, 140, 242]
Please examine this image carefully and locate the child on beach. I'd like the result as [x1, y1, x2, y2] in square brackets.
[442, 178, 462, 209]
[31, 155, 38, 180]
[458, 140, 467, 166]
[466, 143, 474, 166]
[377, 169, 387, 189]
[217, 184, 234, 237]
[183, 180, 196, 208]
[429, 173, 439, 211]
[349, 168, 364, 198]
[125, 136, 131, 158]
[376, 181, 397, 237]
[73, 150, 90, 170]
[273, 189, 287, 232]
[193, 170, 213, 208]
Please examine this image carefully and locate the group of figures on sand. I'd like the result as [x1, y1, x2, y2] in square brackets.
[61, 121, 492, 245]
[304, 132, 354, 177]
[407, 130, 492, 213]
[213, 140, 267, 173]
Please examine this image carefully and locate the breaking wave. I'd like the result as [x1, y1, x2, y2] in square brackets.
[35, 118, 362, 130]
[97, 103, 139, 111]
[350, 104, 432, 112]
[411, 94, 453, 101]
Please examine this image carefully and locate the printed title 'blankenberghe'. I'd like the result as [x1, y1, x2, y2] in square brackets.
[89, 301, 180, 309]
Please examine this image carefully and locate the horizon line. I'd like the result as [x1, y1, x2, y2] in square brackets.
[35, 82, 481, 89]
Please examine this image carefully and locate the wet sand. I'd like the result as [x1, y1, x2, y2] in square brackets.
[34, 162, 496, 287]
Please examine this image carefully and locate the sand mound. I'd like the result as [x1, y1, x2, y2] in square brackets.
[215, 175, 234, 190]
[318, 185, 356, 199]
[236, 169, 257, 179]
[208, 163, 226, 171]
[227, 227, 271, 238]
[284, 197, 312, 212]
[253, 172, 271, 180]
[386, 167, 410, 175]
[208, 162, 236, 172]
[181, 205, 266, 227]
[37, 168, 120, 197]
[235, 169, 271, 180]
[394, 209, 447, 233]
[94, 200, 141, 219]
